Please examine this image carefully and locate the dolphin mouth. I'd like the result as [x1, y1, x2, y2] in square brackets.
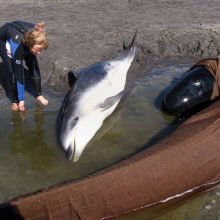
[60, 131, 77, 161]
[67, 144, 75, 161]
[61, 125, 84, 162]
[59, 126, 74, 154]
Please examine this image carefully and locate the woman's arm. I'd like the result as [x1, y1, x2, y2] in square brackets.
[24, 54, 42, 97]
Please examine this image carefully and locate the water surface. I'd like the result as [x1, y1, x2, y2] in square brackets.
[0, 61, 219, 219]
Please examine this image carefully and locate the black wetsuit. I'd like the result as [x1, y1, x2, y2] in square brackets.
[162, 66, 214, 116]
[0, 20, 42, 103]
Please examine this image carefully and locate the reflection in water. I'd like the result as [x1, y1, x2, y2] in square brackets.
[8, 108, 56, 173]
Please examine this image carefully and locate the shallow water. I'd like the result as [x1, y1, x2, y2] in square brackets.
[117, 185, 220, 220]
[0, 61, 219, 219]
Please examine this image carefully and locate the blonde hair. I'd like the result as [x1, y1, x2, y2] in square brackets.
[23, 22, 48, 49]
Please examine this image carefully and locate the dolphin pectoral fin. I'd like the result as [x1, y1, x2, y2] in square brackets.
[67, 146, 74, 160]
[99, 91, 124, 111]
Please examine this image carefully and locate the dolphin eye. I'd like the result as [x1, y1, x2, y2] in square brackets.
[70, 117, 79, 128]
[70, 116, 79, 128]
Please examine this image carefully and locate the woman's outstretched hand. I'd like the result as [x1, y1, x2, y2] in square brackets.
[36, 95, 48, 106]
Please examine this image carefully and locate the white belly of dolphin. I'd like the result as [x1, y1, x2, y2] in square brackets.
[71, 101, 120, 161]
[71, 63, 129, 161]
[77, 61, 128, 116]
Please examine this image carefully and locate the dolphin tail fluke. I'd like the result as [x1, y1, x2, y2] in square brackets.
[123, 29, 138, 50]
[129, 28, 138, 49]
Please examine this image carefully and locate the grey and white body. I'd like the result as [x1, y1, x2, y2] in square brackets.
[57, 32, 136, 161]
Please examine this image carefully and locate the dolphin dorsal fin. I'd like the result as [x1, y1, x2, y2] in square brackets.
[68, 67, 90, 87]
[129, 29, 138, 49]
[69, 67, 88, 78]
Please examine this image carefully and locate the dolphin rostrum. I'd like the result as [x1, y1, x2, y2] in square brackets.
[57, 31, 137, 161]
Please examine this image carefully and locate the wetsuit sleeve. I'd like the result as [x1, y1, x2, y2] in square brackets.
[24, 54, 42, 96]
[24, 54, 41, 77]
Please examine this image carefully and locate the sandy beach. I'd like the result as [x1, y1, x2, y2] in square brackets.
[1, 0, 220, 86]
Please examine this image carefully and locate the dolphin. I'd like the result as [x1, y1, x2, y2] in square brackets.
[57, 31, 137, 162]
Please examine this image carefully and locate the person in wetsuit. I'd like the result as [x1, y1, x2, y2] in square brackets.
[0, 20, 48, 111]
[162, 58, 220, 116]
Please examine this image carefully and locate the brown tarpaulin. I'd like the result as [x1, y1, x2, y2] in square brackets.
[1, 100, 220, 220]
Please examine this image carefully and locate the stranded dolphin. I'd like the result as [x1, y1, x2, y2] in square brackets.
[57, 32, 137, 161]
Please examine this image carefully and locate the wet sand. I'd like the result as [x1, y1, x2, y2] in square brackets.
[1, 0, 220, 87]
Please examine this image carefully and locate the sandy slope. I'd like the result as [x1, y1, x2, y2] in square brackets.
[1, 0, 220, 85]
